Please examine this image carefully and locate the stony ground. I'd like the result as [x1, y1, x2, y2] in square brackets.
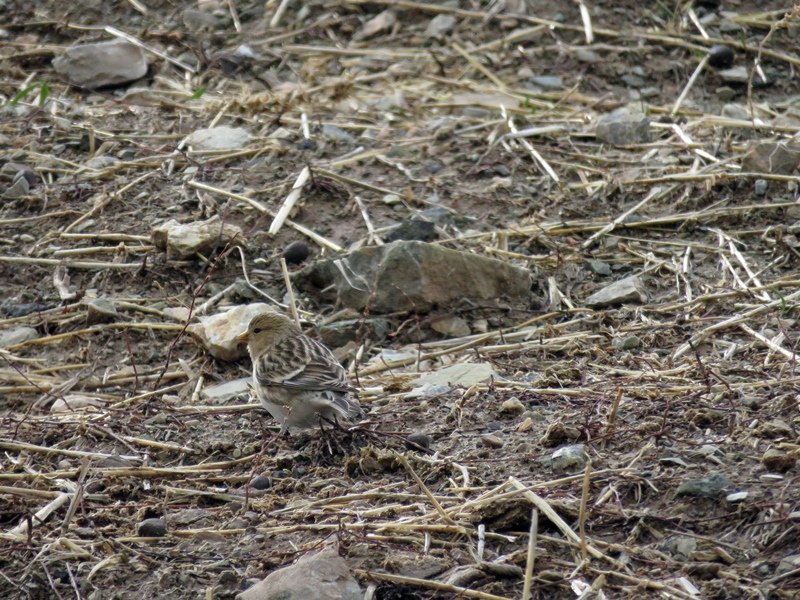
[2, 1, 800, 599]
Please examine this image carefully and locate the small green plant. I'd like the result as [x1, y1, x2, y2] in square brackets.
[189, 86, 207, 100]
[10, 81, 49, 106]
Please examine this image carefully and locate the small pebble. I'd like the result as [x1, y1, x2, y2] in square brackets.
[406, 432, 433, 451]
[708, 44, 734, 69]
[250, 475, 271, 490]
[501, 397, 525, 414]
[481, 434, 504, 448]
[726, 491, 748, 503]
[755, 179, 767, 196]
[282, 241, 311, 265]
[138, 518, 167, 537]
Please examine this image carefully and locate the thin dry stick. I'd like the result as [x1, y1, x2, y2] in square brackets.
[280, 257, 301, 327]
[270, 166, 310, 235]
[671, 54, 709, 116]
[521, 508, 538, 600]
[578, 458, 592, 561]
[187, 180, 342, 252]
[396, 454, 456, 524]
[507, 476, 622, 567]
[7, 493, 70, 538]
[601, 388, 623, 451]
[356, 571, 513, 600]
[577, 0, 594, 43]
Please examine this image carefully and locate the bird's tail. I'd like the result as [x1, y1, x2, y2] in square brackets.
[328, 392, 364, 420]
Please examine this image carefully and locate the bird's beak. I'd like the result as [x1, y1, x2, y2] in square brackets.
[237, 331, 250, 342]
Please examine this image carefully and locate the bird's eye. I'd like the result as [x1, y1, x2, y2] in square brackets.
[253, 328, 262, 334]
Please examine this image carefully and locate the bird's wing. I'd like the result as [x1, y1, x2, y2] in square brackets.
[254, 335, 353, 393]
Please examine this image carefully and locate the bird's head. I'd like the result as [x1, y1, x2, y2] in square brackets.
[238, 311, 299, 357]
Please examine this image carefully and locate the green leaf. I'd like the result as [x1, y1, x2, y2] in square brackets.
[10, 82, 43, 105]
[189, 86, 207, 100]
[38, 82, 49, 105]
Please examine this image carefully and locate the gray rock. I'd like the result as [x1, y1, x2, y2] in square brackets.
[405, 383, 452, 399]
[708, 44, 734, 69]
[53, 40, 148, 88]
[188, 303, 274, 361]
[575, 48, 600, 62]
[660, 535, 696, 561]
[236, 547, 362, 600]
[295, 240, 532, 313]
[250, 475, 271, 490]
[406, 432, 434, 451]
[481, 434, 504, 448]
[637, 86, 661, 99]
[201, 377, 251, 402]
[85, 297, 119, 325]
[426, 14, 456, 37]
[152, 216, 243, 260]
[594, 107, 650, 147]
[621, 73, 645, 88]
[382, 193, 402, 205]
[501, 397, 525, 414]
[742, 141, 800, 174]
[186, 126, 250, 151]
[2, 177, 29, 199]
[431, 315, 470, 338]
[718, 66, 749, 83]
[716, 86, 737, 101]
[321, 125, 355, 145]
[776, 554, 800, 576]
[755, 179, 768, 196]
[530, 75, 563, 90]
[183, 8, 221, 31]
[584, 276, 647, 308]
[612, 335, 640, 351]
[587, 260, 611, 275]
[726, 491, 748, 503]
[719, 18, 742, 33]
[418, 206, 455, 225]
[51, 394, 104, 413]
[551, 444, 587, 471]
[0, 162, 36, 185]
[138, 518, 167, 537]
[384, 219, 438, 243]
[0, 326, 39, 348]
[675, 473, 732, 498]
[424, 159, 443, 174]
[410, 363, 496, 388]
[721, 103, 750, 120]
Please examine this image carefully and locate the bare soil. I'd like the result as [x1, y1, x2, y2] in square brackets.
[2, 1, 800, 599]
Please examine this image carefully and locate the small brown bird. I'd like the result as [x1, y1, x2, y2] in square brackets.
[238, 311, 363, 430]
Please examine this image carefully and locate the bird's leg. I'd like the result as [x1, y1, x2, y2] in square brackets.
[242, 409, 292, 513]
[317, 414, 334, 455]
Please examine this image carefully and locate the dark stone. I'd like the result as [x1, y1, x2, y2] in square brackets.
[294, 240, 532, 314]
[708, 44, 734, 69]
[282, 241, 311, 265]
[0, 302, 49, 318]
[138, 518, 167, 537]
[405, 432, 433, 451]
[383, 219, 438, 242]
[250, 475, 271, 490]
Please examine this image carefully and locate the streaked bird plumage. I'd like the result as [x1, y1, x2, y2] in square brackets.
[238, 311, 363, 429]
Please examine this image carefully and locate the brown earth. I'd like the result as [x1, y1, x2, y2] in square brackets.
[2, 1, 800, 599]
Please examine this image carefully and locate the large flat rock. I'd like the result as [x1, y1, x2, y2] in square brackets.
[295, 240, 532, 313]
